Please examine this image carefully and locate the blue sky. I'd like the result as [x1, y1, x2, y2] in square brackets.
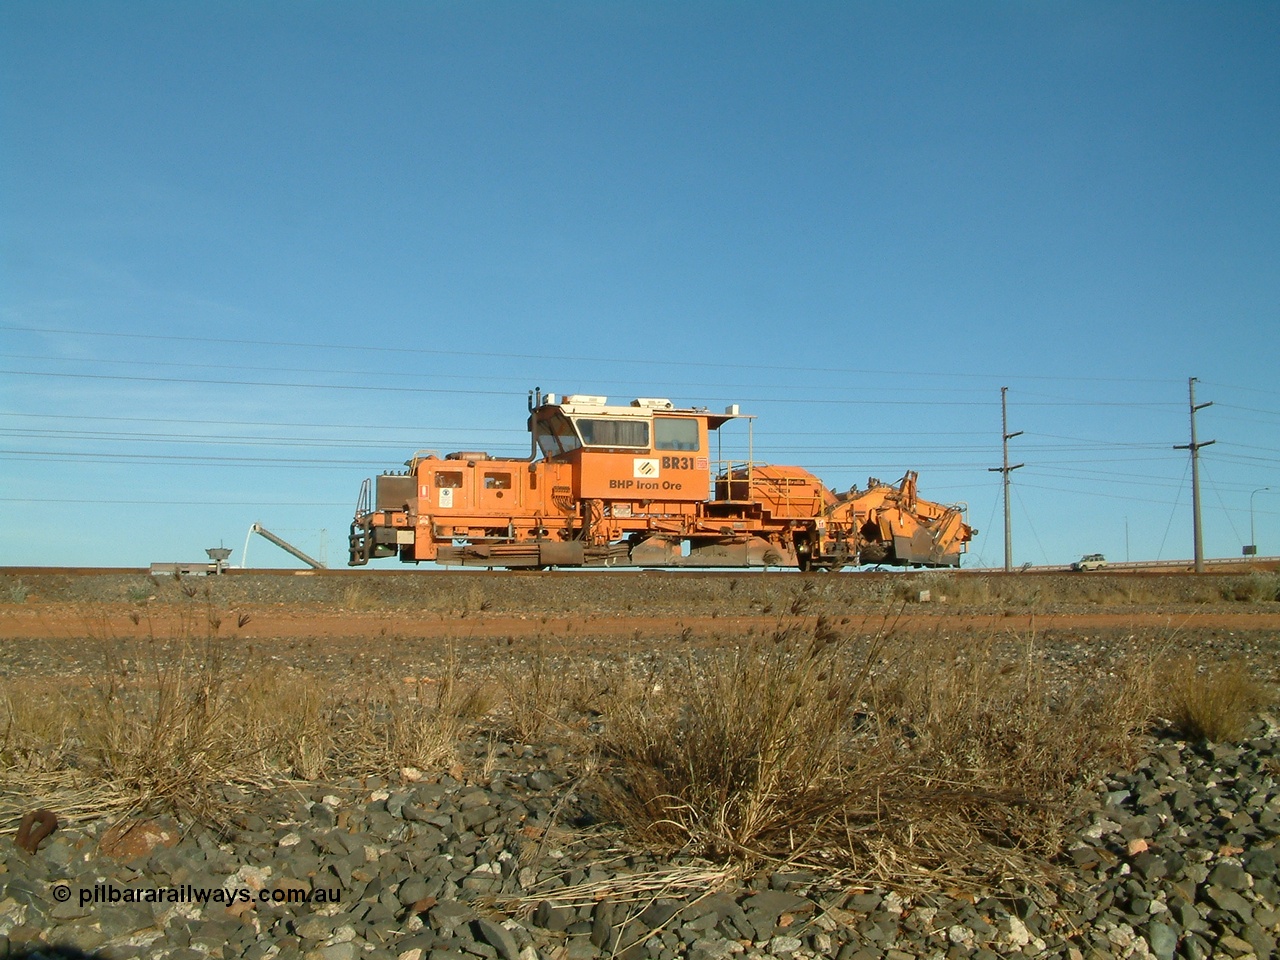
[2, 1, 1277, 570]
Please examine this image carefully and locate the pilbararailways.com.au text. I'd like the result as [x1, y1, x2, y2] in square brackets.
[60, 883, 341, 908]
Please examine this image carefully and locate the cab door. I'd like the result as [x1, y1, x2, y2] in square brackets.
[477, 467, 517, 514]
[431, 468, 466, 511]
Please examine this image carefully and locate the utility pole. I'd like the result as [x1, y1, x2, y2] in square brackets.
[988, 386, 1024, 572]
[1174, 377, 1214, 573]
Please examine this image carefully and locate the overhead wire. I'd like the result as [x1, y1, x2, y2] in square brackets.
[1156, 458, 1191, 561]
[2, 351, 1006, 399]
[0, 368, 1185, 408]
[3, 325, 1275, 565]
[0, 323, 1191, 385]
[1201, 460, 1245, 547]
[0, 497, 348, 506]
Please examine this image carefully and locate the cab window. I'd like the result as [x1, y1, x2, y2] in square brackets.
[434, 472, 463, 488]
[576, 418, 649, 448]
[535, 413, 582, 457]
[654, 417, 698, 451]
[483, 473, 511, 489]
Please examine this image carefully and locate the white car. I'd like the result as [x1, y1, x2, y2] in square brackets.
[1071, 553, 1108, 572]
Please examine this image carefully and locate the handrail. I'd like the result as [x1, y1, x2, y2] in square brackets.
[355, 477, 372, 518]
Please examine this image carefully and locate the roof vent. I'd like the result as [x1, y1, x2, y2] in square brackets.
[564, 394, 607, 404]
[631, 397, 673, 409]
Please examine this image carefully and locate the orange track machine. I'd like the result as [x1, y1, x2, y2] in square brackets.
[349, 391, 975, 570]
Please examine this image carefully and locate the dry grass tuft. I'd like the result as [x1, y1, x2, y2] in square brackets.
[1221, 572, 1280, 603]
[595, 617, 1161, 887]
[496, 644, 622, 743]
[597, 616, 870, 861]
[0, 637, 484, 825]
[1161, 655, 1269, 743]
[340, 582, 380, 611]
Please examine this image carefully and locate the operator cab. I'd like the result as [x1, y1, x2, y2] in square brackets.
[527, 392, 742, 502]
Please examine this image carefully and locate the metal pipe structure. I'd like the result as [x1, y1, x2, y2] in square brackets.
[251, 523, 327, 569]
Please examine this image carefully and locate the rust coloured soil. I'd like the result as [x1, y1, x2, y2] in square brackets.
[3, 602, 1280, 642]
[2, 568, 1279, 684]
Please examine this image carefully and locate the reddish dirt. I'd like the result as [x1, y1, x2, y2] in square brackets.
[4, 603, 1280, 644]
[2, 569, 1278, 682]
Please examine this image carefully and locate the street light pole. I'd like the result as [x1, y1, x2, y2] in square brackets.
[1248, 487, 1272, 557]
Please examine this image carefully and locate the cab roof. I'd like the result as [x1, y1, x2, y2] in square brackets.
[537, 394, 749, 430]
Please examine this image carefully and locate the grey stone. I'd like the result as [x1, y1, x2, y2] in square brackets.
[639, 899, 682, 930]
[1131, 852, 1168, 880]
[399, 877, 431, 906]
[1204, 884, 1254, 923]
[741, 890, 814, 920]
[769, 935, 804, 955]
[1145, 920, 1178, 960]
[589, 900, 615, 949]
[98, 903, 156, 939]
[292, 915, 337, 941]
[533, 900, 576, 931]
[458, 938, 498, 959]
[460, 806, 498, 830]
[1243, 849, 1277, 880]
[1217, 934, 1257, 956]
[312, 944, 360, 960]
[689, 938, 738, 960]
[844, 893, 882, 913]
[472, 917, 520, 960]
[1241, 923, 1276, 959]
[527, 771, 558, 791]
[1209, 861, 1250, 891]
[48, 898, 93, 921]
[429, 900, 477, 935]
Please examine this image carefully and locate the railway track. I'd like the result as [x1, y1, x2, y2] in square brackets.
[3, 563, 1277, 648]
[1, 556, 1277, 580]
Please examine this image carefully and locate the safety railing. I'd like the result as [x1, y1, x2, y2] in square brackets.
[709, 460, 757, 502]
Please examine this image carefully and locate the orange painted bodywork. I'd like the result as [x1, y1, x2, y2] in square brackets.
[349, 394, 975, 570]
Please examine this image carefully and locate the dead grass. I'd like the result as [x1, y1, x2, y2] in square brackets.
[340, 582, 380, 611]
[491, 640, 665, 752]
[0, 633, 485, 824]
[4, 570, 1273, 885]
[1161, 655, 1269, 742]
[1220, 572, 1280, 603]
[594, 615, 1162, 887]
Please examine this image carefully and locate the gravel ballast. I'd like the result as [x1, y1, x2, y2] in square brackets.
[3, 570, 1277, 958]
[2, 715, 1278, 960]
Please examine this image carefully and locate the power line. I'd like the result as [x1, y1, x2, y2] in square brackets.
[0, 369, 1185, 408]
[0, 411, 994, 440]
[0, 352, 997, 398]
[0, 324, 1190, 385]
[0, 497, 347, 506]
